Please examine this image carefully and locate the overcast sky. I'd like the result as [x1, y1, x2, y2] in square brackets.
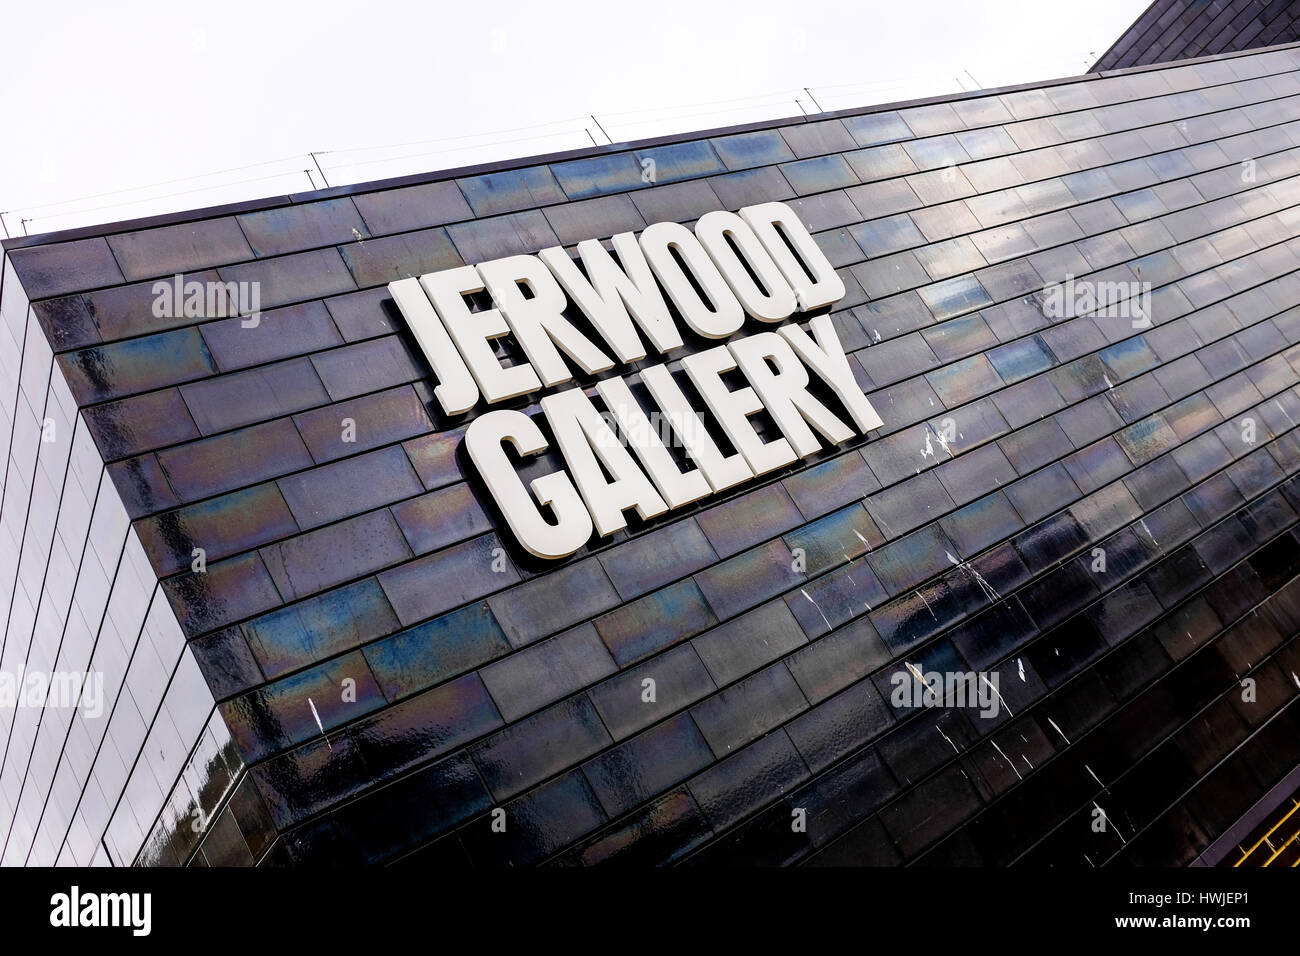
[0, 0, 1149, 237]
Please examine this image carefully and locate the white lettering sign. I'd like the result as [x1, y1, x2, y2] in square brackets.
[389, 201, 882, 559]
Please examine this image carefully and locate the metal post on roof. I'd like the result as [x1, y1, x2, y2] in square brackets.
[804, 87, 824, 112]
[310, 152, 330, 188]
[0, 212, 9, 239]
[590, 115, 612, 145]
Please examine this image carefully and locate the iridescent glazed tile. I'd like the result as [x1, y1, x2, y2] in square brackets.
[790, 191, 867, 233]
[354, 672, 504, 778]
[1013, 510, 1089, 573]
[918, 276, 994, 324]
[707, 166, 796, 209]
[786, 677, 894, 773]
[955, 126, 1018, 160]
[866, 524, 955, 596]
[157, 417, 313, 503]
[217, 248, 356, 310]
[840, 110, 914, 148]
[969, 222, 1037, 263]
[935, 442, 1017, 506]
[998, 418, 1073, 476]
[628, 180, 724, 225]
[779, 155, 859, 195]
[867, 471, 951, 537]
[250, 732, 373, 830]
[845, 142, 918, 182]
[1108, 374, 1170, 423]
[869, 576, 964, 655]
[851, 250, 930, 299]
[938, 491, 1024, 559]
[1068, 483, 1142, 541]
[1172, 430, 1234, 482]
[188, 627, 264, 700]
[278, 445, 422, 529]
[785, 559, 887, 639]
[782, 450, 879, 520]
[200, 300, 341, 372]
[1164, 392, 1220, 440]
[709, 129, 796, 171]
[106, 454, 179, 518]
[1055, 393, 1124, 448]
[391, 482, 490, 555]
[181, 356, 329, 436]
[293, 385, 433, 463]
[1005, 462, 1081, 524]
[595, 578, 718, 667]
[775, 119, 854, 158]
[351, 181, 473, 235]
[161, 551, 284, 637]
[456, 166, 566, 217]
[363, 600, 509, 701]
[695, 482, 805, 558]
[480, 622, 615, 722]
[925, 353, 1003, 407]
[899, 102, 964, 137]
[545, 194, 645, 245]
[7, 237, 125, 298]
[588, 643, 716, 740]
[445, 210, 559, 263]
[1086, 579, 1164, 648]
[856, 333, 940, 387]
[849, 214, 926, 258]
[922, 315, 997, 366]
[598, 518, 718, 601]
[1115, 414, 1181, 464]
[136, 481, 299, 576]
[31, 293, 98, 351]
[238, 198, 370, 258]
[459, 771, 605, 866]
[787, 614, 890, 707]
[261, 508, 411, 603]
[845, 178, 922, 221]
[566, 788, 712, 866]
[219, 650, 385, 762]
[110, 221, 257, 283]
[1062, 437, 1132, 494]
[690, 666, 809, 760]
[59, 327, 218, 404]
[338, 227, 463, 287]
[633, 140, 726, 183]
[488, 557, 619, 647]
[401, 428, 465, 491]
[379, 533, 521, 627]
[1018, 561, 1100, 631]
[581, 713, 714, 817]
[470, 694, 611, 801]
[695, 538, 808, 622]
[550, 153, 647, 199]
[1025, 616, 1107, 689]
[947, 598, 1038, 671]
[244, 577, 401, 679]
[328, 752, 491, 865]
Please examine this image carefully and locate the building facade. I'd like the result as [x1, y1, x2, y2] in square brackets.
[2, 40, 1300, 867]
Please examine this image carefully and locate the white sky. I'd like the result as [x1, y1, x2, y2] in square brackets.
[0, 0, 1150, 237]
